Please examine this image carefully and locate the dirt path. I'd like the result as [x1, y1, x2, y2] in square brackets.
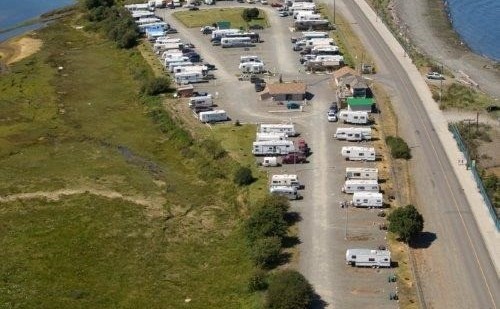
[0, 37, 42, 64]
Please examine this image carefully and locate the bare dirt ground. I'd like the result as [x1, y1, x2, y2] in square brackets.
[0, 36, 42, 65]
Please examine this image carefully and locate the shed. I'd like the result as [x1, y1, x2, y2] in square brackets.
[264, 82, 307, 102]
[347, 97, 374, 113]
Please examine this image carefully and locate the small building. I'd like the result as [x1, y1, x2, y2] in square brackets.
[341, 75, 369, 98]
[347, 97, 374, 113]
[262, 82, 307, 102]
[333, 66, 357, 85]
[176, 84, 194, 98]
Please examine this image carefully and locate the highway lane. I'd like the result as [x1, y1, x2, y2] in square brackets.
[333, 0, 500, 307]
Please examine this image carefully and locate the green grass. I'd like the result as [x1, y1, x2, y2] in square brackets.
[0, 15, 264, 308]
[173, 8, 269, 29]
[433, 83, 495, 110]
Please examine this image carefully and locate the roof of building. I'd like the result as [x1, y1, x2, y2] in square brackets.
[347, 97, 374, 106]
[342, 75, 368, 89]
[267, 82, 307, 95]
[333, 66, 357, 80]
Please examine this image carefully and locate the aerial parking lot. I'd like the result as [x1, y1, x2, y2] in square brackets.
[151, 3, 398, 307]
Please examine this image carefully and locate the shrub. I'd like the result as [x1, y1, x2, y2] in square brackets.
[244, 204, 288, 244]
[388, 204, 424, 243]
[386, 136, 411, 159]
[250, 237, 282, 268]
[234, 166, 254, 186]
[84, 0, 114, 10]
[266, 270, 314, 309]
[200, 139, 226, 160]
[242, 8, 260, 22]
[248, 268, 268, 292]
[255, 195, 290, 216]
[141, 77, 171, 96]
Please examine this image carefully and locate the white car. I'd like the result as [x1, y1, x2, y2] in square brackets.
[261, 0, 268, 4]
[327, 111, 338, 122]
[426, 72, 444, 80]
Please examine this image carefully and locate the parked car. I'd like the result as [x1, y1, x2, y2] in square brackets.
[212, 40, 221, 46]
[164, 28, 178, 34]
[329, 102, 339, 114]
[204, 63, 216, 70]
[426, 71, 444, 80]
[249, 24, 264, 30]
[282, 153, 307, 164]
[255, 82, 266, 92]
[260, 0, 268, 4]
[278, 11, 289, 17]
[271, 2, 282, 7]
[327, 111, 338, 122]
[293, 44, 303, 51]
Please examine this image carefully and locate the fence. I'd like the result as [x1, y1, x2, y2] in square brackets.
[448, 123, 500, 231]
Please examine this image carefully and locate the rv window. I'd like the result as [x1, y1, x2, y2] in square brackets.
[359, 153, 364, 156]
[377, 200, 382, 203]
[346, 151, 350, 154]
[384, 259, 388, 261]
[354, 116, 358, 119]
[354, 173, 360, 177]
[363, 199, 368, 203]
[351, 255, 356, 259]
[359, 186, 365, 190]
[368, 258, 375, 262]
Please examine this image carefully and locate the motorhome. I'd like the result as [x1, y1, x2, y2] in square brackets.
[239, 62, 265, 73]
[341, 146, 376, 161]
[338, 110, 369, 124]
[174, 71, 204, 84]
[311, 45, 339, 55]
[221, 37, 254, 48]
[305, 38, 335, 47]
[302, 31, 329, 39]
[125, 3, 152, 11]
[164, 56, 190, 66]
[136, 17, 162, 26]
[240, 55, 262, 63]
[345, 168, 378, 180]
[334, 127, 372, 141]
[188, 95, 213, 108]
[198, 110, 228, 123]
[261, 157, 279, 167]
[352, 192, 383, 208]
[173, 65, 207, 74]
[252, 140, 296, 155]
[342, 179, 379, 194]
[224, 32, 260, 43]
[256, 132, 288, 142]
[346, 249, 391, 268]
[259, 124, 298, 137]
[168, 61, 193, 72]
[269, 186, 301, 200]
[131, 11, 155, 19]
[211, 29, 241, 40]
[270, 174, 302, 189]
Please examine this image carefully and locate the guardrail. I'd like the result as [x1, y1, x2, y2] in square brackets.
[448, 123, 500, 231]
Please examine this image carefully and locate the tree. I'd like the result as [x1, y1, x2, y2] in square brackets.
[248, 8, 260, 19]
[248, 268, 268, 292]
[386, 136, 412, 159]
[266, 270, 314, 309]
[84, 0, 114, 10]
[234, 166, 254, 186]
[244, 204, 288, 244]
[250, 236, 282, 268]
[241, 9, 252, 22]
[388, 204, 424, 243]
[141, 77, 171, 95]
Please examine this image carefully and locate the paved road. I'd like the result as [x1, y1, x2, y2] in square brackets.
[331, 0, 500, 308]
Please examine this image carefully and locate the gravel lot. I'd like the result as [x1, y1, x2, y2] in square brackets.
[157, 4, 398, 307]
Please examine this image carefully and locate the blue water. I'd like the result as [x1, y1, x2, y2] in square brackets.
[0, 0, 75, 42]
[444, 0, 500, 62]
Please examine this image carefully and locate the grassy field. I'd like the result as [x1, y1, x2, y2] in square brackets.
[430, 83, 495, 110]
[173, 8, 268, 29]
[0, 13, 266, 308]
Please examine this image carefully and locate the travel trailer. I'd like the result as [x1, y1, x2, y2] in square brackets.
[342, 179, 379, 194]
[188, 95, 213, 108]
[252, 140, 296, 155]
[256, 132, 288, 142]
[198, 110, 228, 123]
[341, 146, 376, 161]
[239, 62, 265, 73]
[269, 186, 301, 200]
[294, 20, 332, 31]
[165, 56, 190, 66]
[305, 38, 335, 47]
[211, 29, 241, 40]
[168, 61, 193, 72]
[221, 37, 254, 48]
[174, 71, 204, 84]
[261, 157, 279, 167]
[338, 110, 369, 124]
[334, 128, 372, 141]
[352, 192, 383, 208]
[172, 65, 207, 75]
[259, 124, 298, 137]
[125, 3, 152, 11]
[346, 249, 391, 268]
[224, 32, 260, 43]
[345, 168, 378, 180]
[302, 31, 329, 39]
[270, 174, 302, 189]
[136, 17, 162, 26]
[311, 45, 339, 55]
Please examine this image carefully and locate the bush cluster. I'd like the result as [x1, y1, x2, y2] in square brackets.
[83, 0, 140, 49]
[233, 166, 254, 186]
[386, 136, 411, 160]
[388, 204, 424, 243]
[141, 77, 171, 96]
[242, 8, 260, 22]
[266, 270, 314, 309]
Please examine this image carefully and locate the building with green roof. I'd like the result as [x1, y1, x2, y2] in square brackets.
[347, 97, 374, 113]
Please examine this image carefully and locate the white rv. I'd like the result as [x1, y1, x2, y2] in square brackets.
[345, 168, 378, 180]
[198, 110, 228, 123]
[256, 132, 288, 142]
[290, 2, 316, 12]
[302, 31, 329, 39]
[270, 174, 302, 189]
[346, 249, 391, 268]
[211, 29, 241, 40]
[261, 157, 279, 167]
[311, 45, 339, 55]
[341, 146, 376, 161]
[189, 95, 213, 108]
[165, 56, 190, 66]
[305, 38, 335, 47]
[239, 62, 265, 73]
[334, 127, 372, 141]
[240, 55, 262, 63]
[352, 192, 383, 208]
[172, 65, 207, 74]
[338, 110, 369, 124]
[269, 186, 301, 200]
[158, 43, 184, 54]
[221, 37, 253, 48]
[314, 55, 344, 62]
[296, 13, 321, 21]
[174, 71, 204, 84]
[136, 17, 162, 26]
[125, 4, 152, 11]
[131, 11, 155, 19]
[252, 140, 296, 155]
[259, 124, 298, 137]
[342, 179, 379, 194]
[168, 61, 193, 72]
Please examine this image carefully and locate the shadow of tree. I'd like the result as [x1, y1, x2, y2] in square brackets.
[410, 231, 437, 249]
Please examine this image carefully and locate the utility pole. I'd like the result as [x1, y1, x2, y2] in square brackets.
[343, 201, 349, 240]
[333, 0, 336, 25]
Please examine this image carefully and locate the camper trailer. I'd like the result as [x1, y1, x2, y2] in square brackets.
[211, 29, 241, 40]
[174, 71, 204, 84]
[345, 168, 378, 180]
[125, 3, 152, 11]
[136, 17, 162, 26]
[198, 110, 228, 123]
[305, 38, 335, 47]
[270, 174, 302, 189]
[256, 132, 288, 142]
[334, 128, 372, 141]
[168, 61, 193, 72]
[189, 95, 213, 108]
[259, 124, 298, 137]
[311, 45, 339, 55]
[302, 31, 329, 39]
[239, 62, 265, 73]
[342, 179, 379, 194]
[165, 56, 190, 66]
[224, 32, 260, 43]
[295, 20, 332, 31]
[172, 65, 207, 74]
[341, 146, 376, 161]
[352, 192, 383, 208]
[346, 249, 391, 268]
[338, 110, 369, 124]
[252, 140, 296, 156]
[221, 37, 254, 48]
[261, 157, 279, 167]
[269, 186, 301, 200]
